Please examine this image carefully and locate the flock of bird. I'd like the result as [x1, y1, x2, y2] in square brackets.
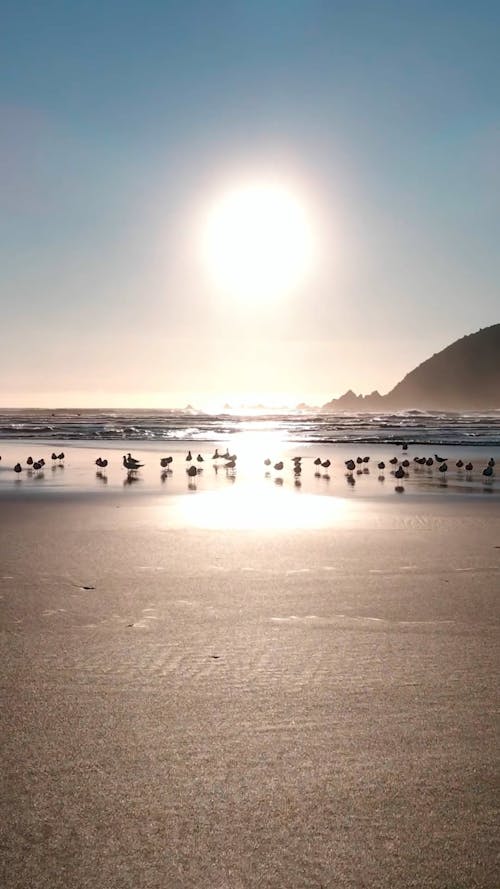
[4, 447, 496, 488]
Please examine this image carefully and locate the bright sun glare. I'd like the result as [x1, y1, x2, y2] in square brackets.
[201, 182, 316, 302]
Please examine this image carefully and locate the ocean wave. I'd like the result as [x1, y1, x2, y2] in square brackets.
[0, 409, 499, 446]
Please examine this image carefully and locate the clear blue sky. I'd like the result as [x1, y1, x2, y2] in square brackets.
[1, 1, 499, 407]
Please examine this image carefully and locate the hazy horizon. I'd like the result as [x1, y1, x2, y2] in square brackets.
[2, 2, 499, 407]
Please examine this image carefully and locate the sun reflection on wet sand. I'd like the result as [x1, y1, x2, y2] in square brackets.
[170, 485, 353, 530]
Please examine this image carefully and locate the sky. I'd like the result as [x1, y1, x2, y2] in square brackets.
[1, 0, 499, 409]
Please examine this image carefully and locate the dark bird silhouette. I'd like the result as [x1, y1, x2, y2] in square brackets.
[212, 449, 220, 459]
[378, 461, 385, 470]
[14, 463, 22, 473]
[57, 452, 65, 461]
[465, 462, 473, 472]
[123, 455, 144, 470]
[426, 457, 434, 467]
[456, 460, 464, 468]
[196, 454, 204, 463]
[402, 459, 410, 468]
[488, 458, 495, 467]
[321, 459, 331, 469]
[345, 459, 355, 471]
[395, 465, 405, 479]
[51, 452, 58, 461]
[27, 456, 33, 466]
[435, 453, 447, 463]
[356, 456, 363, 464]
[483, 465, 493, 478]
[187, 464, 197, 477]
[389, 457, 398, 465]
[274, 461, 284, 471]
[438, 463, 448, 477]
[362, 456, 370, 463]
[96, 457, 108, 469]
[186, 450, 193, 462]
[314, 457, 322, 466]
[264, 458, 271, 466]
[160, 456, 173, 469]
[126, 452, 141, 467]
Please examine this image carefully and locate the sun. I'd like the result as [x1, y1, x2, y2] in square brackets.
[200, 181, 316, 302]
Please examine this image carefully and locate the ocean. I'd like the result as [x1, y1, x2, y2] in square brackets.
[1, 408, 499, 446]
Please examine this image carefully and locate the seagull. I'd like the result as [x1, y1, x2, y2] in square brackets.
[123, 455, 144, 471]
[126, 452, 141, 467]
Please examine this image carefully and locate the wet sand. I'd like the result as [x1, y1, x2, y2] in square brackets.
[1, 478, 499, 887]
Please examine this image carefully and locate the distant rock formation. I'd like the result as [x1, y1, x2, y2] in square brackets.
[323, 324, 500, 411]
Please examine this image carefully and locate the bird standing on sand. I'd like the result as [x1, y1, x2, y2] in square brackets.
[186, 450, 192, 462]
[186, 464, 197, 477]
[274, 461, 284, 471]
[212, 449, 220, 459]
[395, 465, 405, 479]
[14, 463, 22, 473]
[438, 463, 448, 479]
[483, 465, 493, 478]
[264, 458, 271, 466]
[160, 456, 173, 469]
[345, 459, 355, 472]
[123, 455, 144, 471]
[378, 461, 385, 470]
[196, 454, 204, 463]
[435, 453, 447, 463]
[321, 459, 331, 469]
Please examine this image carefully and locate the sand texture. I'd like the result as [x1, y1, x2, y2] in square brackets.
[1, 494, 499, 888]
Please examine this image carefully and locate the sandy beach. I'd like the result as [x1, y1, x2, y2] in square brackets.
[1, 465, 499, 888]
